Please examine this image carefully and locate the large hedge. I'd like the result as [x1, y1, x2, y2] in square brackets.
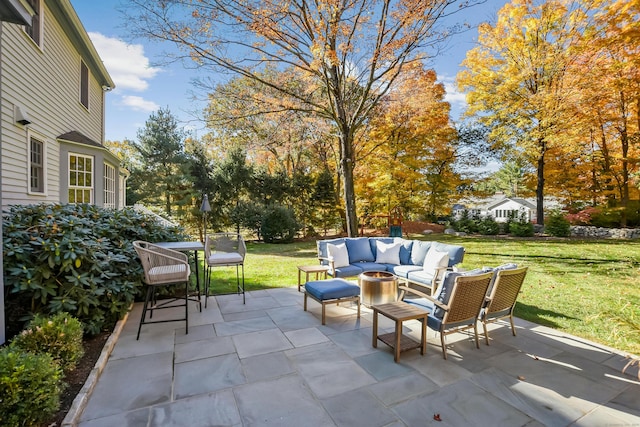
[3, 203, 187, 335]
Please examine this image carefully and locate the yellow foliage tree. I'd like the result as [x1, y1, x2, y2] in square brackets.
[457, 0, 590, 224]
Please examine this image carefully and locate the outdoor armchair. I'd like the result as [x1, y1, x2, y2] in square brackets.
[400, 271, 493, 359]
[480, 266, 528, 345]
[204, 232, 246, 306]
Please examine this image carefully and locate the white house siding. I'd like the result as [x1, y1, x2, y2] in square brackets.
[1, 1, 111, 210]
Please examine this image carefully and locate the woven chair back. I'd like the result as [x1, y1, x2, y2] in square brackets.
[443, 272, 493, 325]
[486, 267, 528, 315]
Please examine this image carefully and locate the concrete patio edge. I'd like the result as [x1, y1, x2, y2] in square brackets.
[61, 307, 131, 427]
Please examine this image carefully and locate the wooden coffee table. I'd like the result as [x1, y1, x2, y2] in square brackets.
[297, 264, 330, 292]
[372, 301, 428, 362]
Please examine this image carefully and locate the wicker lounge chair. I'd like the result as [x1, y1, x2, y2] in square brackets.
[480, 266, 528, 345]
[133, 241, 191, 340]
[400, 271, 493, 359]
[204, 233, 246, 306]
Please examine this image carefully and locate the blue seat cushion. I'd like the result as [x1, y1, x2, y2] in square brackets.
[305, 279, 361, 301]
[351, 261, 387, 273]
[330, 264, 364, 278]
[404, 298, 442, 330]
[391, 264, 422, 278]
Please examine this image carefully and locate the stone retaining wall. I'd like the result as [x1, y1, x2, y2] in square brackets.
[570, 226, 640, 239]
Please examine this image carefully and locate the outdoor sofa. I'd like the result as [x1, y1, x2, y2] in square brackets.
[316, 237, 465, 295]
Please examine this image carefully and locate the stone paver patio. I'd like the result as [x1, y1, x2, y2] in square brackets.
[75, 287, 640, 427]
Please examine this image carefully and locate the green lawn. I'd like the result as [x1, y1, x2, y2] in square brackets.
[203, 234, 640, 356]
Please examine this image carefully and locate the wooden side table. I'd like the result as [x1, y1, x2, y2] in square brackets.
[297, 265, 330, 292]
[372, 301, 429, 362]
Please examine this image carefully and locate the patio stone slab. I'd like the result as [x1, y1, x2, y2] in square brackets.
[284, 327, 330, 347]
[232, 328, 293, 359]
[321, 388, 399, 427]
[355, 351, 416, 381]
[329, 328, 378, 358]
[109, 329, 175, 360]
[80, 352, 173, 421]
[287, 342, 376, 399]
[267, 305, 323, 331]
[149, 389, 241, 426]
[174, 353, 246, 399]
[78, 408, 150, 427]
[214, 315, 276, 336]
[174, 335, 235, 363]
[241, 352, 295, 382]
[368, 373, 439, 406]
[174, 323, 216, 344]
[234, 375, 335, 427]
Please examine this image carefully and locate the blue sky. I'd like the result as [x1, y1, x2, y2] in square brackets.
[70, 0, 507, 143]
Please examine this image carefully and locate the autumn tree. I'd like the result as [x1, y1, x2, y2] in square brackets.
[570, 0, 640, 222]
[360, 63, 457, 219]
[125, 0, 480, 236]
[458, 0, 590, 224]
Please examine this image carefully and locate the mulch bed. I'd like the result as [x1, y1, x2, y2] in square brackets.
[46, 330, 111, 427]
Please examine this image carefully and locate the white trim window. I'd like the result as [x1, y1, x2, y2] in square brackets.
[80, 61, 89, 109]
[104, 163, 116, 208]
[69, 154, 93, 204]
[24, 0, 42, 48]
[29, 135, 45, 194]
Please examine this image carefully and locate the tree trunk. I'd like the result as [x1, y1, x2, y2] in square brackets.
[536, 138, 546, 226]
[340, 131, 358, 237]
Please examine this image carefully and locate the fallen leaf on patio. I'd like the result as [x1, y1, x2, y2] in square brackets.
[433, 413, 442, 422]
[518, 375, 526, 381]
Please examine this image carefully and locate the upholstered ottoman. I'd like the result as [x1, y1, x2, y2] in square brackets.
[304, 279, 361, 325]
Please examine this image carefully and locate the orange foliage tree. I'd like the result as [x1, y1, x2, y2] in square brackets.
[358, 64, 458, 220]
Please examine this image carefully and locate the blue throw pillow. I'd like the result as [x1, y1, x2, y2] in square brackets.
[395, 238, 413, 265]
[345, 237, 374, 263]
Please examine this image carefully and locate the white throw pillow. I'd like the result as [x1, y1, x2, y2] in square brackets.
[375, 241, 401, 265]
[327, 243, 350, 268]
[423, 247, 449, 274]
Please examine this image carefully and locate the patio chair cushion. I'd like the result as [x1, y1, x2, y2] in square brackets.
[374, 241, 401, 265]
[148, 264, 190, 282]
[207, 252, 244, 265]
[327, 243, 350, 268]
[305, 278, 361, 301]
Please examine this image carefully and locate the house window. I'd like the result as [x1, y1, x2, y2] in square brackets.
[104, 163, 116, 209]
[29, 137, 44, 193]
[80, 61, 89, 109]
[24, 0, 42, 47]
[69, 154, 93, 203]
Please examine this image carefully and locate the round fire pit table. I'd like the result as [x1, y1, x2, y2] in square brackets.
[359, 271, 398, 307]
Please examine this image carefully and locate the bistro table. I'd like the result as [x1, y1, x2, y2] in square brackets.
[154, 241, 205, 311]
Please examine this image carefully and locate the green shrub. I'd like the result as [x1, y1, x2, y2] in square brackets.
[0, 347, 64, 427]
[477, 216, 500, 235]
[3, 203, 188, 335]
[260, 206, 298, 243]
[453, 210, 478, 234]
[545, 211, 571, 237]
[509, 212, 534, 237]
[10, 312, 84, 374]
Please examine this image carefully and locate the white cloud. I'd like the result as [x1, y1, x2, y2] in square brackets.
[120, 95, 159, 112]
[88, 32, 161, 92]
[439, 76, 467, 107]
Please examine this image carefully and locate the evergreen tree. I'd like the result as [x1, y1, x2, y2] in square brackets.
[133, 108, 189, 216]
